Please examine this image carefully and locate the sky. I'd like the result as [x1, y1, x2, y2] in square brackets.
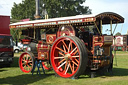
[84, 0, 128, 35]
[0, 0, 128, 35]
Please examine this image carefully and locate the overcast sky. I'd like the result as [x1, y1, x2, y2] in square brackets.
[0, 0, 128, 35]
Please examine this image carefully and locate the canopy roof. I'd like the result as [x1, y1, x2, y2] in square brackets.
[96, 12, 124, 24]
[10, 12, 124, 29]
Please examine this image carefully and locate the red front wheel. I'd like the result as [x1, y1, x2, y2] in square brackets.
[19, 52, 34, 73]
[50, 36, 88, 78]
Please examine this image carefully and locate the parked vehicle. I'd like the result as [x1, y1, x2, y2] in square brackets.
[13, 41, 23, 53]
[0, 15, 14, 67]
[10, 12, 124, 78]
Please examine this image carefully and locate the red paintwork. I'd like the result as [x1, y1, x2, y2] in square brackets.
[0, 15, 10, 35]
[21, 39, 31, 44]
[0, 48, 13, 52]
[51, 37, 80, 78]
[37, 43, 52, 70]
[37, 43, 50, 60]
[19, 52, 33, 73]
[46, 34, 56, 44]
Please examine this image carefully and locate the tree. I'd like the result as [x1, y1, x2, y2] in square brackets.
[11, 0, 91, 20]
[42, 0, 91, 18]
[11, 0, 36, 20]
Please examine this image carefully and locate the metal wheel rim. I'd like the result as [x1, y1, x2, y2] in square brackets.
[19, 52, 33, 73]
[51, 37, 80, 78]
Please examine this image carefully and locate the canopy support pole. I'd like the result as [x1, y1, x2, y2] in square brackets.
[34, 28, 36, 39]
[113, 23, 118, 35]
[94, 21, 101, 35]
[100, 20, 102, 34]
[110, 20, 112, 35]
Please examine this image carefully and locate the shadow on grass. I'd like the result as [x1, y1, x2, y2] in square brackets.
[11, 57, 19, 67]
[0, 69, 7, 72]
[79, 67, 128, 79]
[0, 73, 54, 85]
[112, 68, 128, 76]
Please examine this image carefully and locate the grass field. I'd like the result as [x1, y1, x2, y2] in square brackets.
[0, 51, 128, 85]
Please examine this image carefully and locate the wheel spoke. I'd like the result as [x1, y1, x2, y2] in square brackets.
[58, 59, 66, 64]
[70, 47, 77, 54]
[65, 63, 70, 74]
[75, 59, 79, 64]
[30, 63, 32, 66]
[26, 54, 28, 60]
[74, 50, 78, 55]
[24, 65, 27, 70]
[56, 47, 65, 53]
[69, 62, 73, 73]
[64, 61, 67, 71]
[59, 52, 65, 56]
[28, 61, 32, 63]
[62, 40, 68, 50]
[72, 60, 78, 66]
[72, 56, 79, 58]
[54, 56, 64, 59]
[22, 62, 26, 65]
[23, 57, 25, 61]
[29, 57, 32, 61]
[27, 64, 31, 70]
[63, 45, 66, 53]
[22, 59, 26, 62]
[68, 42, 72, 52]
[58, 61, 66, 69]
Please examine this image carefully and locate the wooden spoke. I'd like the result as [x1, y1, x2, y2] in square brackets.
[75, 59, 79, 64]
[24, 65, 27, 70]
[58, 61, 66, 69]
[62, 40, 68, 50]
[22, 62, 26, 65]
[65, 64, 70, 74]
[54, 56, 64, 59]
[28, 61, 32, 63]
[27, 64, 31, 70]
[72, 61, 78, 66]
[63, 45, 66, 53]
[30, 63, 33, 66]
[26, 54, 28, 60]
[68, 42, 72, 52]
[70, 47, 77, 54]
[56, 47, 65, 53]
[59, 52, 65, 56]
[72, 56, 79, 58]
[22, 59, 26, 62]
[69, 62, 73, 73]
[58, 59, 66, 64]
[29, 57, 32, 61]
[23, 57, 25, 61]
[74, 50, 78, 55]
[64, 61, 67, 72]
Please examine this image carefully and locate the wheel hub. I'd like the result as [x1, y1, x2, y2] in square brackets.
[64, 53, 71, 60]
[24, 60, 28, 65]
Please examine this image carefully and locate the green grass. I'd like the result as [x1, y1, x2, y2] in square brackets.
[0, 51, 128, 85]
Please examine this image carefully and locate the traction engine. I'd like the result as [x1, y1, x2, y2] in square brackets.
[12, 12, 124, 78]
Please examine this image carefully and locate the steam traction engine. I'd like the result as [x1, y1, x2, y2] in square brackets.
[10, 12, 124, 78]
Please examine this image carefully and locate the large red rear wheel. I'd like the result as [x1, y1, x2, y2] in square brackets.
[50, 36, 88, 78]
[19, 52, 34, 73]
